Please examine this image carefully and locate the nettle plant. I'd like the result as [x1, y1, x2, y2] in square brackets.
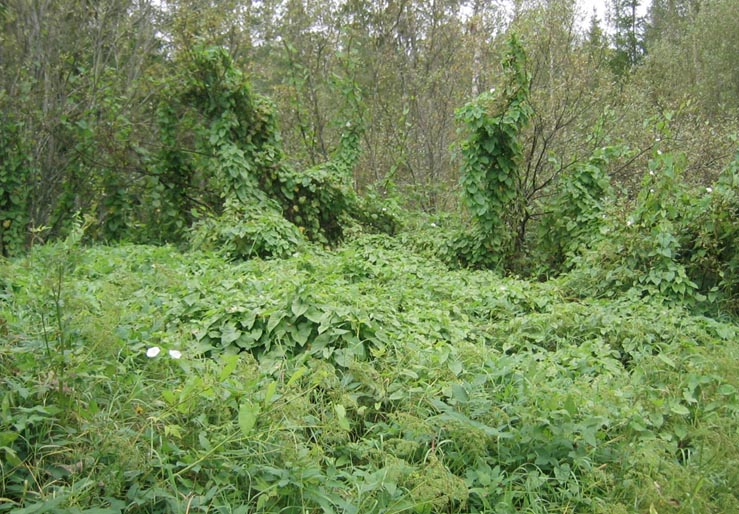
[453, 35, 533, 269]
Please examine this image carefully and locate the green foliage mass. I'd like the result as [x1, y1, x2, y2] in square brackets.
[1, 5, 739, 513]
[1, 227, 738, 513]
[565, 144, 739, 314]
[0, 115, 29, 257]
[533, 145, 622, 275]
[153, 45, 396, 256]
[454, 35, 533, 269]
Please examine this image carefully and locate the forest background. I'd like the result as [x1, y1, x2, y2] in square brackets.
[1, 0, 738, 257]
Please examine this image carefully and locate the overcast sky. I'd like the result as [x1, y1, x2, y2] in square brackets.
[577, 0, 608, 23]
[575, 0, 651, 30]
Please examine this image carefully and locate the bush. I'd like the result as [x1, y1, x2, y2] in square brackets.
[565, 146, 739, 315]
[190, 200, 304, 260]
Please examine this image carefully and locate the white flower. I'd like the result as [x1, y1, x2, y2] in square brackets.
[706, 187, 713, 193]
[168, 349, 182, 360]
[146, 346, 161, 358]
[649, 170, 655, 176]
[430, 222, 437, 228]
[650, 188, 655, 193]
[382, 207, 387, 212]
[657, 149, 662, 155]
[627, 219, 634, 227]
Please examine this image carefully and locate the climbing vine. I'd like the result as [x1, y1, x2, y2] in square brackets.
[535, 146, 622, 274]
[0, 116, 30, 256]
[153, 45, 395, 257]
[455, 34, 533, 268]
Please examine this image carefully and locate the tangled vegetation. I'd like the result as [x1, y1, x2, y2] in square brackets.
[1, 223, 738, 513]
[1, 5, 738, 511]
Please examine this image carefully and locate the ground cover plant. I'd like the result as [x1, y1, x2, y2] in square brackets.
[1, 221, 738, 513]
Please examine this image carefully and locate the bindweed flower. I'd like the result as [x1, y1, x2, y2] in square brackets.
[146, 346, 161, 358]
[169, 349, 182, 359]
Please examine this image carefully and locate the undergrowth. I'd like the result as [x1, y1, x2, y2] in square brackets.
[1, 231, 738, 513]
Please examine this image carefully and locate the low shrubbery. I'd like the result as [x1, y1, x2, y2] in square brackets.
[563, 146, 739, 315]
[1, 230, 738, 512]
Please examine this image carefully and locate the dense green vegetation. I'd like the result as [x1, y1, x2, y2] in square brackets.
[2, 218, 739, 513]
[2, 0, 739, 512]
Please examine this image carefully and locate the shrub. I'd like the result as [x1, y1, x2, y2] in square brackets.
[566, 145, 739, 315]
[189, 200, 304, 260]
[454, 34, 533, 269]
[534, 146, 622, 275]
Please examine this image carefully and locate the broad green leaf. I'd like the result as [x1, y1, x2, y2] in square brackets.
[239, 401, 261, 437]
[670, 402, 690, 416]
[218, 354, 240, 381]
[267, 311, 286, 333]
[291, 298, 308, 317]
[264, 381, 277, 406]
[334, 403, 351, 432]
[220, 322, 241, 345]
[0, 431, 19, 446]
[450, 383, 469, 402]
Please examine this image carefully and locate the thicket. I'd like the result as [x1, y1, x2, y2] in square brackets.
[1, 1, 739, 512]
[1, 232, 738, 512]
[0, 38, 395, 259]
[135, 45, 397, 257]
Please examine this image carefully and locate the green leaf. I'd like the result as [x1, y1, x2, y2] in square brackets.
[287, 366, 307, 387]
[264, 381, 277, 406]
[218, 354, 240, 381]
[564, 395, 578, 417]
[334, 403, 351, 432]
[657, 353, 676, 368]
[11, 496, 67, 513]
[221, 322, 241, 345]
[267, 311, 286, 333]
[450, 383, 469, 402]
[238, 401, 261, 437]
[718, 384, 737, 396]
[0, 431, 19, 447]
[291, 298, 309, 317]
[670, 402, 690, 416]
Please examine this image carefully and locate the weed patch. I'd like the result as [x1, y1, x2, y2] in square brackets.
[1, 236, 738, 512]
